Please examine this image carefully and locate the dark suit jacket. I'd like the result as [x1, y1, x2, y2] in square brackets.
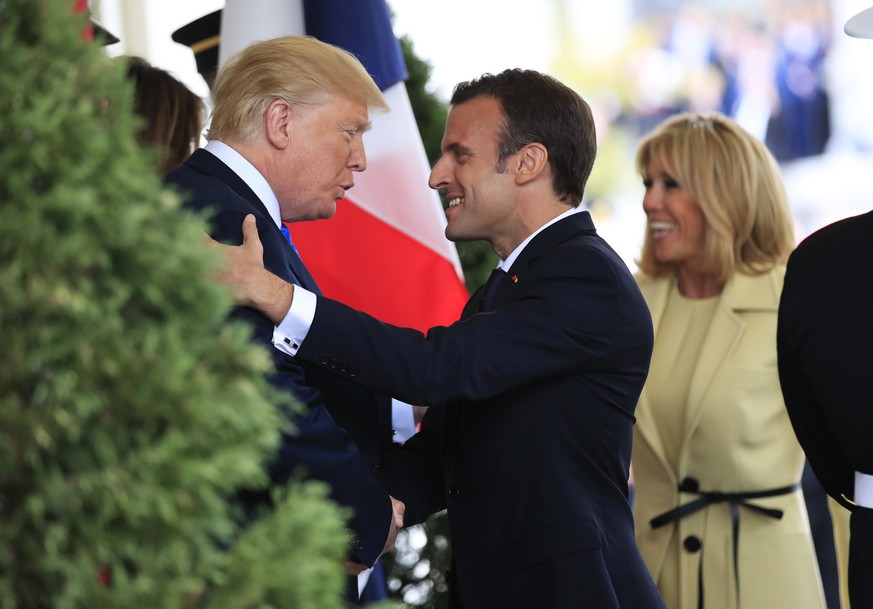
[296, 212, 665, 609]
[164, 148, 392, 566]
[777, 209, 873, 608]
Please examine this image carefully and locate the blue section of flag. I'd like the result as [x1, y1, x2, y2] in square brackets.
[303, 0, 407, 91]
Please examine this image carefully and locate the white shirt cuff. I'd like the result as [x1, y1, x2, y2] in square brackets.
[272, 286, 317, 356]
[855, 471, 873, 509]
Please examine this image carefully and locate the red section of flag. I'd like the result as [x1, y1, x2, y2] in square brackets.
[288, 200, 468, 333]
[73, 0, 93, 42]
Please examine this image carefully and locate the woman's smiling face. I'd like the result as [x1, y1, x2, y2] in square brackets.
[641, 155, 707, 268]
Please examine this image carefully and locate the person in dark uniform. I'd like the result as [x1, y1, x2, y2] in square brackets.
[777, 8, 873, 609]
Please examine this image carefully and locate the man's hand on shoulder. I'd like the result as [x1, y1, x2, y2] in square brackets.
[206, 214, 294, 324]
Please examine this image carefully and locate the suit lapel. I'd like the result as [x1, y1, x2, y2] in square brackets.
[511, 211, 597, 273]
[287, 247, 321, 295]
[185, 150, 321, 293]
[684, 272, 781, 438]
[461, 211, 595, 319]
[683, 292, 743, 439]
[637, 274, 745, 457]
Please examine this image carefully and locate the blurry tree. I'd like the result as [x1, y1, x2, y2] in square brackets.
[0, 0, 356, 607]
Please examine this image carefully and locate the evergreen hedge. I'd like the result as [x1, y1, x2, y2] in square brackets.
[0, 1, 352, 606]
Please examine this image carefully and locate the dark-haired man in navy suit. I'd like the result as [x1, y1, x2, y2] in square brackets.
[221, 68, 664, 609]
[164, 35, 404, 601]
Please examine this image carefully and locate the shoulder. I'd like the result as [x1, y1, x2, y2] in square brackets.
[722, 266, 785, 311]
[792, 210, 873, 262]
[164, 162, 239, 213]
[786, 211, 873, 291]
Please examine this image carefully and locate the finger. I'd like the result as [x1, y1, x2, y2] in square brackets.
[241, 214, 259, 244]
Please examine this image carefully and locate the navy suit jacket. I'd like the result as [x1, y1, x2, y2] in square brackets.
[777, 210, 873, 608]
[164, 148, 392, 566]
[295, 212, 665, 609]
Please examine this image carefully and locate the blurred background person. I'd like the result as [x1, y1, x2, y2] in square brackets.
[122, 56, 204, 175]
[630, 112, 826, 609]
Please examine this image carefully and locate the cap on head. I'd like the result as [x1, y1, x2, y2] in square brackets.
[171, 10, 221, 88]
[845, 6, 873, 38]
[90, 19, 119, 45]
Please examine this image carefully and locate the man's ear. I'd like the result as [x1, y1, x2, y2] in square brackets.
[265, 98, 292, 149]
[514, 142, 548, 186]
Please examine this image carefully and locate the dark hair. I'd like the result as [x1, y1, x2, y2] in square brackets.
[124, 57, 204, 175]
[450, 69, 596, 205]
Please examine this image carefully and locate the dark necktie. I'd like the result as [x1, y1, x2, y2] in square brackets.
[478, 268, 507, 312]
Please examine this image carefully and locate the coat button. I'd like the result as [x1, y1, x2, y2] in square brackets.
[353, 539, 365, 551]
[683, 535, 702, 553]
[680, 477, 699, 492]
[448, 487, 460, 497]
[319, 354, 329, 365]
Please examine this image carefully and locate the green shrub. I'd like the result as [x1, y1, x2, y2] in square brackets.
[0, 1, 349, 607]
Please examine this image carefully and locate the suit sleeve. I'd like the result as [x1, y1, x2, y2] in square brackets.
[295, 242, 651, 408]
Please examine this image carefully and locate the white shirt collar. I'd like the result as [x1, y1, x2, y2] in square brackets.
[499, 205, 588, 272]
[204, 140, 283, 230]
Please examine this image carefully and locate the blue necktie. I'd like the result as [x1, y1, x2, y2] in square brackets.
[279, 222, 320, 295]
[280, 224, 298, 254]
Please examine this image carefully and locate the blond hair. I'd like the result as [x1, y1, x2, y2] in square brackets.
[207, 36, 388, 143]
[635, 112, 794, 283]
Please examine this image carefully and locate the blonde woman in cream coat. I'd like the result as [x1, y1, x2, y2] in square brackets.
[631, 112, 826, 609]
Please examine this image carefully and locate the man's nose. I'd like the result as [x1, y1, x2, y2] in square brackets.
[428, 156, 449, 190]
[350, 139, 367, 172]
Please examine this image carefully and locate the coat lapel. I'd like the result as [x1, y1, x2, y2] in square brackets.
[683, 288, 744, 439]
[685, 272, 781, 440]
[462, 211, 596, 318]
[633, 276, 674, 475]
[636, 271, 783, 465]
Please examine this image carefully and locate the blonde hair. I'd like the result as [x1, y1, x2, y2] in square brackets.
[207, 36, 388, 143]
[635, 112, 794, 283]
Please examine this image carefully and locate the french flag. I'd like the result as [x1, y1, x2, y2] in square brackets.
[220, 0, 469, 332]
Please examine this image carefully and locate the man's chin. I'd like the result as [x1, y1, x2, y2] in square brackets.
[314, 200, 338, 219]
[445, 227, 472, 244]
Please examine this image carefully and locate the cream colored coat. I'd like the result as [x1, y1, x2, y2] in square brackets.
[632, 268, 825, 609]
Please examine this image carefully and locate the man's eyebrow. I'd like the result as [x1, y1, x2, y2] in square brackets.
[347, 120, 372, 133]
[445, 142, 472, 156]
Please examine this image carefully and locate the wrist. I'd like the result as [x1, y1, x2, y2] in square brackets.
[249, 268, 294, 325]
